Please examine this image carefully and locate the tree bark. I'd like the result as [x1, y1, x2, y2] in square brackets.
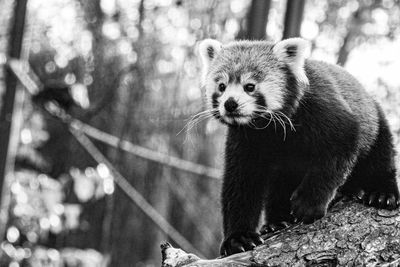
[160, 200, 400, 266]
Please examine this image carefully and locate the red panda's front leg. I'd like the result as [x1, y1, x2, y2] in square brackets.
[219, 157, 265, 256]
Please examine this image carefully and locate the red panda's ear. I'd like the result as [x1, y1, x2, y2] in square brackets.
[198, 39, 222, 69]
[273, 38, 310, 84]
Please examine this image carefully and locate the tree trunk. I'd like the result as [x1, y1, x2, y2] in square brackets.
[237, 0, 271, 40]
[282, 0, 305, 39]
[160, 200, 400, 266]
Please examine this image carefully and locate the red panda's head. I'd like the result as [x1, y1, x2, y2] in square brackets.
[198, 38, 310, 128]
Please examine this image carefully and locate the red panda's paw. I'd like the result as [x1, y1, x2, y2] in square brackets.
[359, 190, 399, 210]
[219, 231, 264, 256]
[290, 189, 327, 224]
[260, 221, 292, 234]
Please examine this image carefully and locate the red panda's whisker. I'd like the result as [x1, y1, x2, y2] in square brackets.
[275, 111, 296, 131]
[188, 108, 218, 120]
[269, 112, 278, 131]
[178, 109, 218, 136]
[253, 104, 295, 134]
[252, 109, 275, 130]
[275, 114, 287, 140]
[249, 117, 272, 130]
[184, 113, 216, 132]
[187, 112, 216, 128]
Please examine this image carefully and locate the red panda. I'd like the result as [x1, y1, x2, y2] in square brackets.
[198, 38, 400, 256]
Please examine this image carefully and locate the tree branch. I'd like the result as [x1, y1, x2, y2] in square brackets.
[161, 200, 400, 266]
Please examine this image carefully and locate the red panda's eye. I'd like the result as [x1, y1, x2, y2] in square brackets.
[218, 83, 226, 92]
[244, 83, 255, 93]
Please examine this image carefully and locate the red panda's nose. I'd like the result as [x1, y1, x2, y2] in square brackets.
[224, 98, 238, 112]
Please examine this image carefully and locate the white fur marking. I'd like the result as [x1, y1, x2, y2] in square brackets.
[273, 38, 310, 85]
[198, 39, 222, 84]
[258, 78, 286, 111]
[218, 84, 255, 118]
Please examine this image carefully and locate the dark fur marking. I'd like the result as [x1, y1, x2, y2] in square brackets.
[280, 65, 301, 116]
[286, 45, 297, 58]
[207, 46, 214, 59]
[211, 92, 219, 109]
[249, 92, 269, 128]
[254, 91, 266, 107]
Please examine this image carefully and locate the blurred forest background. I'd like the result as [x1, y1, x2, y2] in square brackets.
[0, 0, 400, 266]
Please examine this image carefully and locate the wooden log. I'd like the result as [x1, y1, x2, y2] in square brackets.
[161, 200, 400, 266]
